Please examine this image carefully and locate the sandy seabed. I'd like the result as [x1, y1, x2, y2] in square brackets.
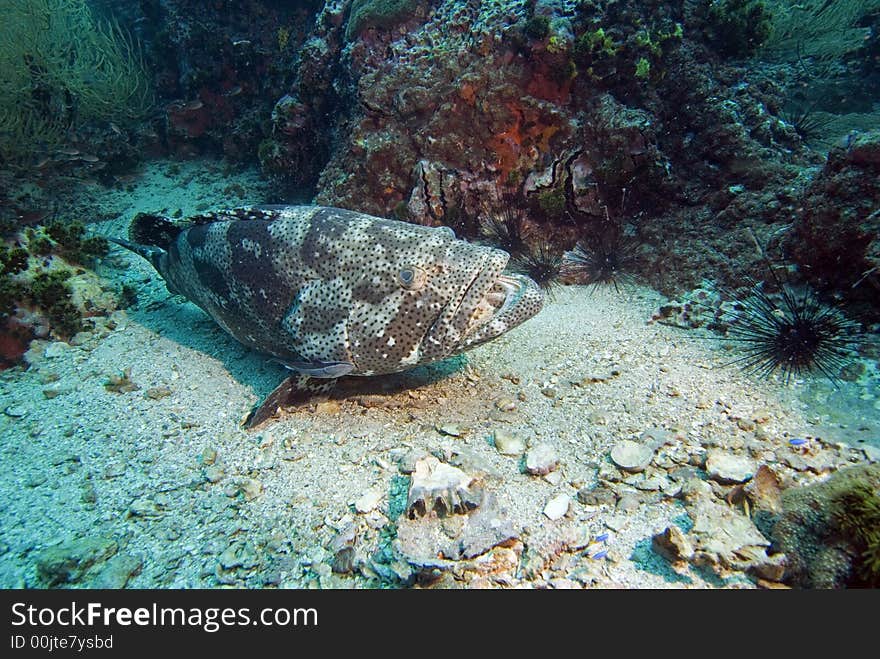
[1, 160, 877, 589]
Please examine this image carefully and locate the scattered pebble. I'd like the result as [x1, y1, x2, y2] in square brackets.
[44, 342, 71, 359]
[652, 525, 694, 565]
[610, 440, 654, 473]
[543, 471, 563, 486]
[4, 405, 27, 418]
[736, 418, 756, 431]
[577, 486, 617, 507]
[316, 400, 341, 414]
[706, 451, 757, 484]
[543, 494, 569, 520]
[616, 493, 641, 512]
[204, 465, 224, 483]
[238, 478, 262, 501]
[492, 429, 525, 456]
[91, 554, 143, 588]
[102, 462, 126, 479]
[355, 489, 382, 514]
[436, 423, 464, 437]
[145, 386, 172, 400]
[525, 443, 559, 476]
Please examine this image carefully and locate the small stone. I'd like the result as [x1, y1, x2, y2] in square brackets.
[495, 398, 517, 412]
[355, 489, 382, 513]
[493, 429, 526, 456]
[44, 341, 70, 358]
[661, 480, 682, 498]
[706, 451, 757, 484]
[129, 497, 162, 518]
[525, 443, 559, 476]
[864, 445, 880, 463]
[736, 418, 756, 432]
[598, 462, 623, 482]
[219, 545, 243, 570]
[204, 465, 224, 483]
[398, 448, 430, 474]
[81, 480, 97, 504]
[637, 476, 666, 491]
[783, 453, 809, 471]
[543, 494, 570, 520]
[24, 473, 48, 488]
[436, 423, 464, 437]
[102, 462, 126, 479]
[330, 525, 357, 574]
[145, 386, 172, 400]
[610, 440, 654, 473]
[744, 465, 783, 513]
[4, 405, 27, 418]
[91, 554, 143, 588]
[544, 471, 563, 486]
[604, 515, 628, 532]
[316, 400, 341, 414]
[577, 486, 617, 507]
[588, 411, 607, 425]
[747, 552, 786, 583]
[239, 478, 262, 501]
[201, 447, 218, 466]
[752, 409, 771, 424]
[652, 526, 694, 564]
[616, 493, 640, 512]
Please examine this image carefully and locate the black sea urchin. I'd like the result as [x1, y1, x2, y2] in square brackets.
[480, 201, 529, 258]
[724, 282, 859, 384]
[561, 232, 638, 292]
[512, 241, 564, 293]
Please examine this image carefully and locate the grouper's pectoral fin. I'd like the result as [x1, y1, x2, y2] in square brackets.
[243, 374, 338, 429]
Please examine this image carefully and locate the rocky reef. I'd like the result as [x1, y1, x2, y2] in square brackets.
[259, 0, 846, 302]
[783, 129, 880, 315]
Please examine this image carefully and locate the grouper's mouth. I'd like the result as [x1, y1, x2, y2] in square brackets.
[461, 272, 544, 346]
[419, 248, 544, 363]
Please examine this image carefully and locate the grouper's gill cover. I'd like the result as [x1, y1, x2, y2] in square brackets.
[117, 205, 543, 423]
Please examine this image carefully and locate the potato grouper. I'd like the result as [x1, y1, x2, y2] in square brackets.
[110, 206, 544, 427]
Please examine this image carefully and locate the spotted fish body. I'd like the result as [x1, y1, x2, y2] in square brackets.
[113, 206, 543, 426]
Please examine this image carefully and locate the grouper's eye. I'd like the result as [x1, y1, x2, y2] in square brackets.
[398, 266, 427, 290]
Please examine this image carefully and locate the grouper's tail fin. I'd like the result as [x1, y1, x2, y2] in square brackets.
[107, 213, 181, 270]
[106, 235, 164, 267]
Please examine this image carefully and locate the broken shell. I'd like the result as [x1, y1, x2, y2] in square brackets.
[407, 456, 482, 518]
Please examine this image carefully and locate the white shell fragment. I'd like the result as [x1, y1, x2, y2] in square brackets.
[406, 456, 482, 518]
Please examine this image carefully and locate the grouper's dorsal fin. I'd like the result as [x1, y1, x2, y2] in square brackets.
[129, 212, 183, 249]
[187, 207, 286, 226]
